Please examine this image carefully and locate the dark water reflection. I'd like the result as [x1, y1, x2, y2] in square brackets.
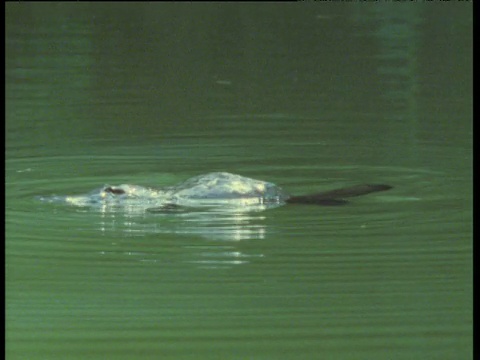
[6, 3, 472, 360]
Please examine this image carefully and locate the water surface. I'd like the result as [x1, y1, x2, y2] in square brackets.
[6, 3, 472, 360]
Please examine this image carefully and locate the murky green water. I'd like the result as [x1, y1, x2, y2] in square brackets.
[6, 3, 472, 360]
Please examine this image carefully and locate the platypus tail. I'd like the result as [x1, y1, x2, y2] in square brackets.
[286, 184, 392, 206]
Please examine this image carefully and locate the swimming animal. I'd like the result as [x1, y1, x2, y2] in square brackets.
[40, 172, 392, 212]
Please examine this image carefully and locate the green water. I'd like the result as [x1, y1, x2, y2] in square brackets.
[6, 3, 472, 360]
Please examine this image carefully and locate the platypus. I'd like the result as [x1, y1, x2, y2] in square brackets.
[95, 172, 392, 209]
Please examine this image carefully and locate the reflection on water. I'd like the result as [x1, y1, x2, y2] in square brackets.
[96, 206, 269, 240]
[371, 4, 421, 114]
[99, 246, 265, 269]
[54, 196, 271, 268]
